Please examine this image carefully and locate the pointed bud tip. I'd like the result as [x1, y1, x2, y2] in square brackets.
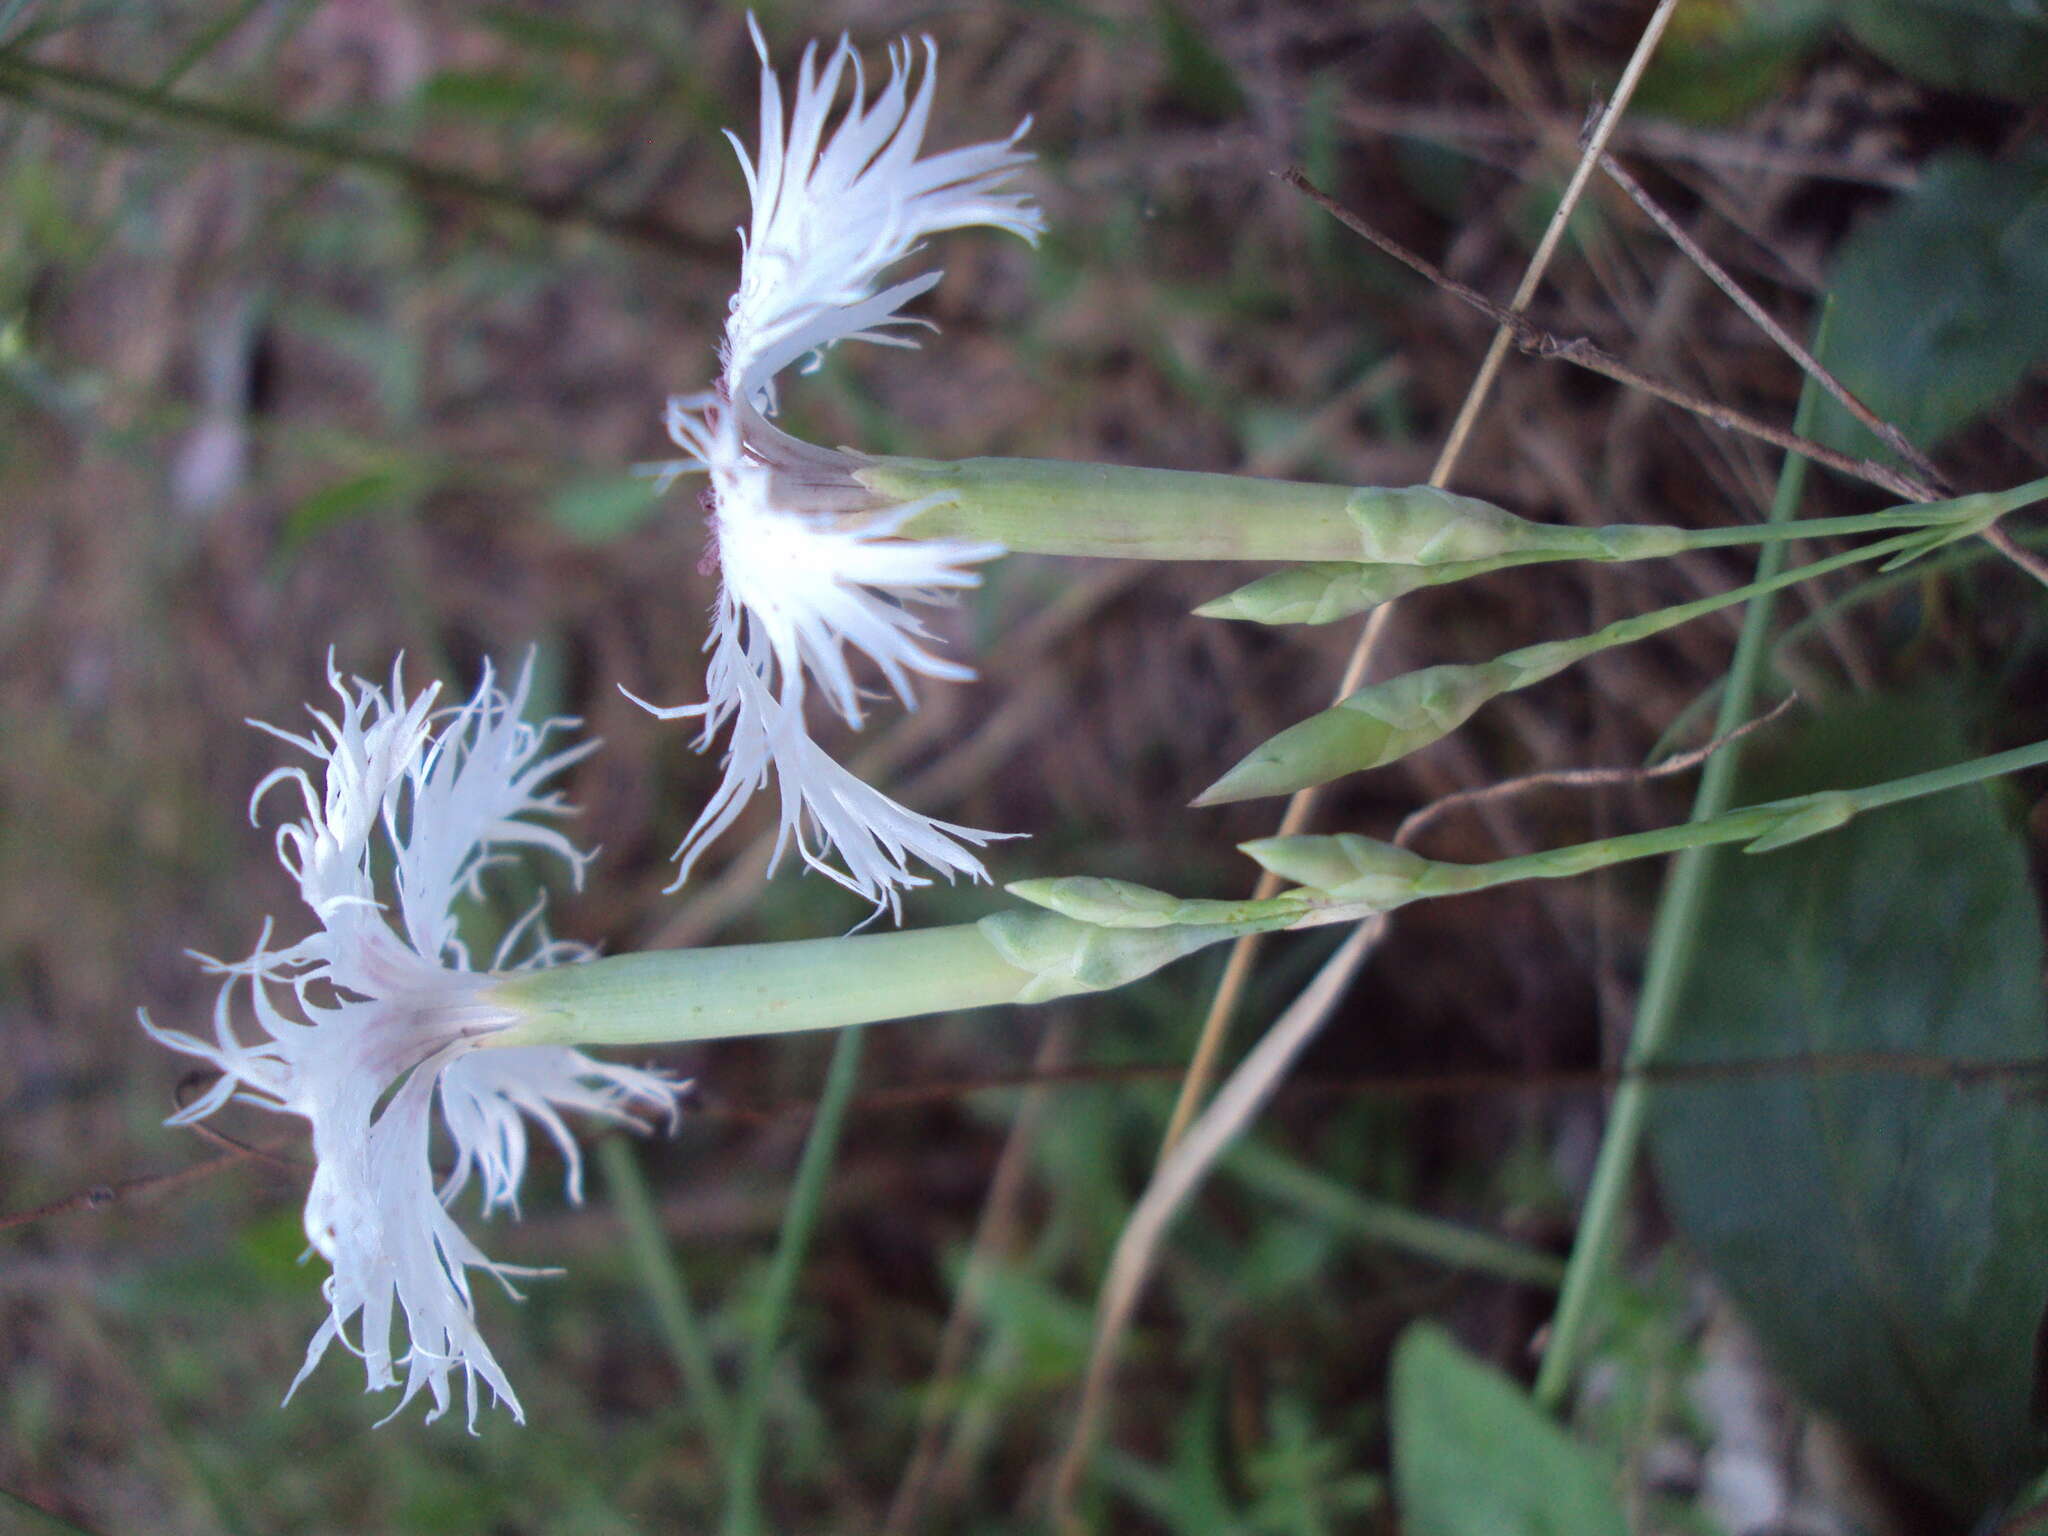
[1190, 779, 1247, 808]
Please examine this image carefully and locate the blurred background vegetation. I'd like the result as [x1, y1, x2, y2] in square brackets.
[4, 1, 2047, 1531]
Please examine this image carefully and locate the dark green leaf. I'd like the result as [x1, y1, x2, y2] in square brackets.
[1648, 693, 2048, 1515]
[282, 466, 420, 549]
[1837, 0, 2048, 101]
[418, 68, 556, 121]
[1391, 1323, 1628, 1536]
[1637, 0, 1831, 122]
[1153, 1, 1246, 121]
[1812, 152, 2048, 460]
[477, 7, 622, 58]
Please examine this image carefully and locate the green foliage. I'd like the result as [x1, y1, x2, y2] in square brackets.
[1836, 0, 2048, 100]
[1151, 1, 1246, 121]
[1812, 151, 2048, 459]
[549, 472, 663, 544]
[1648, 693, 2048, 1516]
[281, 464, 436, 550]
[1104, 1374, 1385, 1533]
[476, 6, 629, 60]
[1224, 1139, 1566, 1289]
[1636, 0, 1831, 121]
[1391, 1324, 1628, 1536]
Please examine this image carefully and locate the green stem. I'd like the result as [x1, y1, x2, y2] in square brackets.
[1224, 1140, 1567, 1289]
[598, 1137, 736, 1470]
[721, 1029, 865, 1536]
[1531, 338, 1825, 1411]
[1493, 527, 1923, 679]
[880, 456, 1513, 562]
[1241, 734, 2048, 910]
[491, 923, 1033, 1049]
[1198, 523, 1935, 806]
[1651, 522, 2048, 758]
[1422, 739, 2048, 888]
[862, 452, 2017, 567]
[487, 911, 1250, 1051]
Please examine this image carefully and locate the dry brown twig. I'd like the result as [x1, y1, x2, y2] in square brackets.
[1592, 155, 1949, 491]
[1392, 694, 1800, 851]
[1288, 154, 2048, 602]
[1279, 169, 1944, 506]
[0, 1100, 300, 1239]
[1049, 1, 1687, 1521]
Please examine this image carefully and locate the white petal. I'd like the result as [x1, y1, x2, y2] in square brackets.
[722, 26, 1042, 403]
[145, 657, 683, 1427]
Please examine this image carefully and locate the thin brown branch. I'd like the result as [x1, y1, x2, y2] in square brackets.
[0, 1076, 312, 1237]
[0, 1152, 248, 1237]
[1981, 519, 2048, 592]
[1339, 102, 1921, 190]
[1281, 168, 1945, 506]
[1062, 8, 1688, 1519]
[1595, 154, 1949, 491]
[1392, 695, 1800, 850]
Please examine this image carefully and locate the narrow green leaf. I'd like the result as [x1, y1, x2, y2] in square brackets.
[1391, 1323, 1628, 1536]
[1153, 0, 1246, 120]
[1647, 693, 2048, 1515]
[419, 68, 556, 120]
[281, 467, 420, 549]
[478, 6, 623, 57]
[1227, 1142, 1566, 1289]
[598, 1138, 735, 1470]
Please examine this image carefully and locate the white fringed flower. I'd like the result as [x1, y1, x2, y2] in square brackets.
[640, 18, 1043, 919]
[143, 657, 681, 1429]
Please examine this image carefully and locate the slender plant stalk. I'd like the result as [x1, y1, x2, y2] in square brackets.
[1652, 523, 2048, 755]
[1059, 16, 1688, 1515]
[1196, 517, 1971, 804]
[1153, 0, 1685, 1159]
[873, 453, 1964, 567]
[598, 1137, 736, 1470]
[488, 912, 1255, 1051]
[1531, 344, 1825, 1410]
[722, 1028, 866, 1536]
[1239, 734, 2048, 904]
[1224, 1140, 1566, 1289]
